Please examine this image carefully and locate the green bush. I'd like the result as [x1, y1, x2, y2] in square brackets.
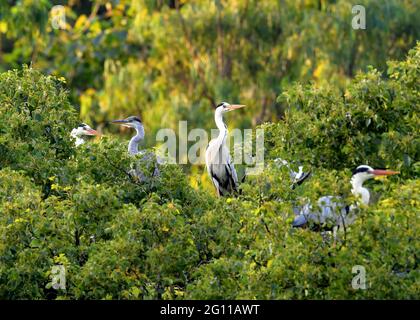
[264, 43, 420, 177]
[0, 46, 418, 299]
[0, 67, 78, 191]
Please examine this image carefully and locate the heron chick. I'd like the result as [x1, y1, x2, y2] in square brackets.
[70, 123, 98, 146]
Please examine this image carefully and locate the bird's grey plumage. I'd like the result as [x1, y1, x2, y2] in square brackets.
[207, 144, 239, 196]
[292, 165, 399, 233]
[292, 196, 355, 229]
[111, 116, 160, 182]
[126, 150, 159, 182]
[205, 102, 244, 197]
[128, 123, 144, 155]
[274, 158, 311, 188]
[291, 170, 311, 189]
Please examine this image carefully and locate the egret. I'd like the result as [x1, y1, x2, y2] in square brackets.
[292, 165, 399, 236]
[205, 102, 245, 197]
[110, 116, 160, 181]
[70, 123, 98, 146]
[274, 158, 311, 188]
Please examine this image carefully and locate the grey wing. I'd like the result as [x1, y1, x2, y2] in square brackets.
[207, 162, 238, 196]
[292, 196, 344, 228]
[292, 203, 318, 227]
[226, 154, 239, 192]
[206, 142, 239, 196]
[131, 150, 160, 182]
[292, 171, 311, 188]
[317, 196, 343, 224]
[292, 212, 309, 227]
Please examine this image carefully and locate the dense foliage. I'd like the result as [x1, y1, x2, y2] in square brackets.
[0, 44, 418, 299]
[265, 43, 420, 176]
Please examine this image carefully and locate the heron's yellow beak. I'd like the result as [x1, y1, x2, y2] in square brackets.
[371, 169, 400, 176]
[227, 104, 246, 111]
[86, 128, 99, 136]
[371, 169, 399, 180]
[110, 119, 132, 128]
[111, 119, 129, 124]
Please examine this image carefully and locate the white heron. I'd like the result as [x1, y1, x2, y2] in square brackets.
[205, 102, 245, 197]
[70, 123, 98, 146]
[292, 165, 399, 236]
[110, 116, 160, 181]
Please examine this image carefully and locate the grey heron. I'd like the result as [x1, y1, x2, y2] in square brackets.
[110, 116, 160, 181]
[292, 165, 399, 234]
[205, 102, 245, 197]
[70, 123, 98, 146]
[274, 158, 311, 188]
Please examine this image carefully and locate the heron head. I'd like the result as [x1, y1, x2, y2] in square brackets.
[71, 123, 98, 137]
[110, 116, 143, 129]
[352, 165, 399, 182]
[216, 102, 246, 114]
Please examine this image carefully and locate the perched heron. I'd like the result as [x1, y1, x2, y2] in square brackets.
[70, 123, 98, 146]
[292, 165, 399, 235]
[274, 158, 311, 188]
[110, 116, 160, 181]
[205, 102, 245, 197]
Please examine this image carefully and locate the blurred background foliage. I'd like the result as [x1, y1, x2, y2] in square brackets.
[0, 0, 419, 132]
[0, 0, 419, 299]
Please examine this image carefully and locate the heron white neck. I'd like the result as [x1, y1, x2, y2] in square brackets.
[350, 175, 370, 205]
[71, 129, 85, 147]
[74, 137, 85, 146]
[128, 124, 145, 155]
[215, 109, 228, 145]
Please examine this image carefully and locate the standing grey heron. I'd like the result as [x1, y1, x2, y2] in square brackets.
[110, 116, 160, 181]
[292, 165, 399, 236]
[70, 123, 98, 146]
[205, 102, 245, 197]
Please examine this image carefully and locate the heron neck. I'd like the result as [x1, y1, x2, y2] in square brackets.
[74, 137, 85, 146]
[350, 175, 370, 205]
[71, 129, 85, 146]
[128, 125, 145, 155]
[215, 110, 228, 145]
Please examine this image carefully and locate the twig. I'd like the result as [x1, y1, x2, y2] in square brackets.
[103, 152, 132, 180]
[261, 217, 271, 234]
